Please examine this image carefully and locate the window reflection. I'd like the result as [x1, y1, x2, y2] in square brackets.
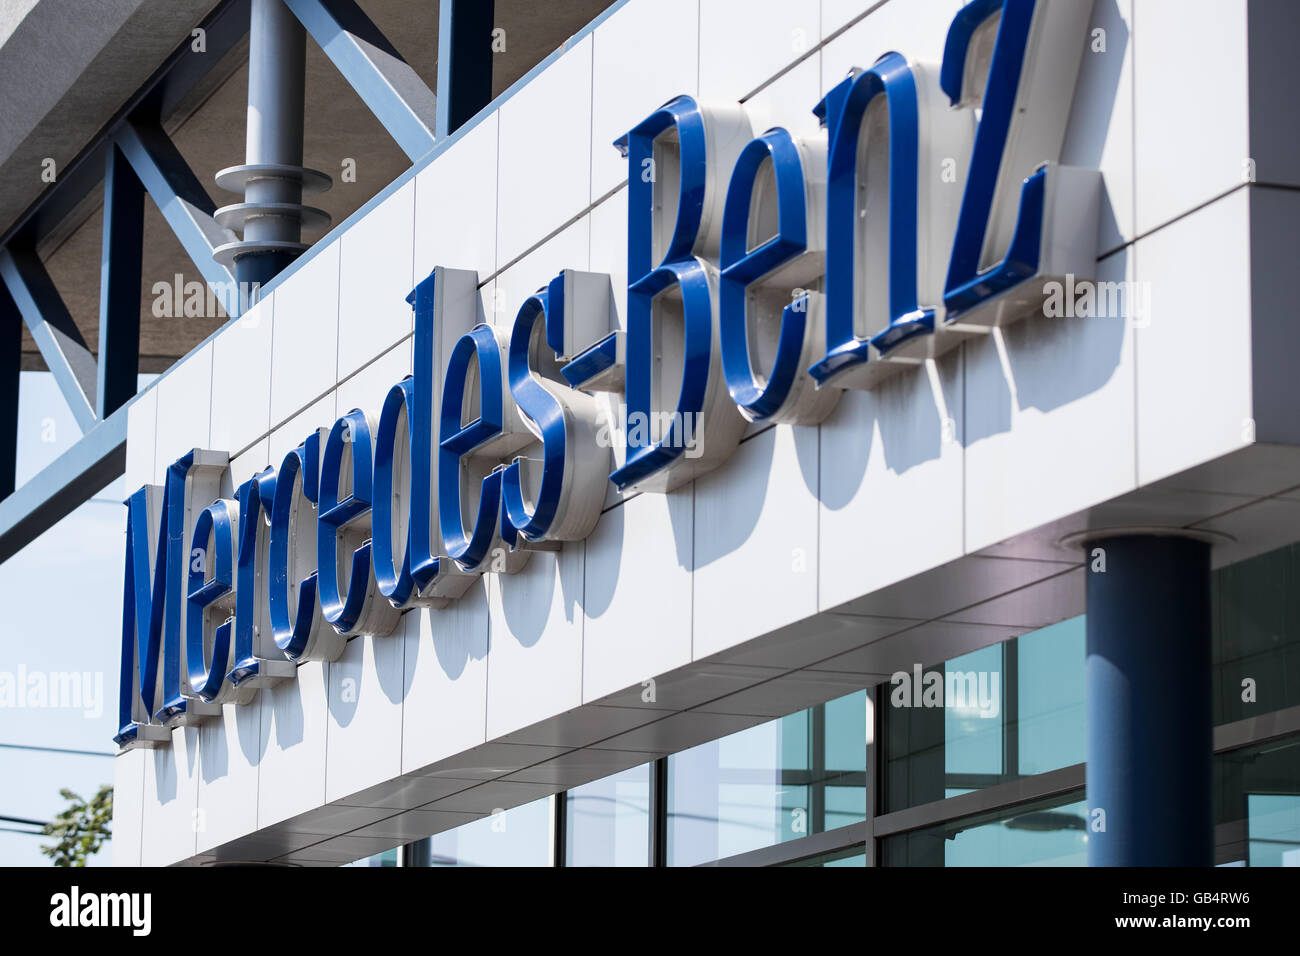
[363, 539, 1300, 868]
[1214, 736, 1300, 866]
[885, 618, 1086, 812]
[427, 797, 553, 867]
[782, 847, 868, 867]
[1213, 541, 1300, 724]
[666, 690, 867, 866]
[343, 848, 399, 867]
[884, 794, 1089, 867]
[565, 763, 651, 866]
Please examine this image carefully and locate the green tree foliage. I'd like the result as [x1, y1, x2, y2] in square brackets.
[40, 785, 112, 867]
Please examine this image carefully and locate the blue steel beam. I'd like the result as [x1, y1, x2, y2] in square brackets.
[284, 0, 438, 162]
[114, 121, 241, 316]
[0, 0, 250, 561]
[0, 248, 98, 433]
[436, 0, 495, 139]
[0, 281, 19, 498]
[97, 144, 145, 419]
[0, 402, 127, 565]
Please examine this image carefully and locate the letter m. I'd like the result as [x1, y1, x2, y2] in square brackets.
[114, 454, 196, 748]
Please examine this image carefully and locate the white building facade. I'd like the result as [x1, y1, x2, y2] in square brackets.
[108, 0, 1300, 867]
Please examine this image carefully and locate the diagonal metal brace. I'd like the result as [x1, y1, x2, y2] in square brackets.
[115, 121, 242, 316]
[0, 247, 98, 432]
[284, 0, 439, 162]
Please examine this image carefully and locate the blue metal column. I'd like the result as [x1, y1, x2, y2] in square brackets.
[0, 280, 19, 499]
[97, 144, 145, 418]
[435, 0, 496, 139]
[1085, 533, 1213, 866]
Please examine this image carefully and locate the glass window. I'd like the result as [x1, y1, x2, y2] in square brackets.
[883, 793, 1088, 867]
[666, 689, 867, 866]
[343, 848, 399, 867]
[427, 797, 553, 867]
[565, 763, 652, 866]
[879, 540, 1300, 817]
[885, 618, 1086, 812]
[1212, 542, 1300, 724]
[1214, 735, 1300, 866]
[781, 847, 868, 867]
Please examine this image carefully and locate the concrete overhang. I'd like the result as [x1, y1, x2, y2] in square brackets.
[0, 0, 224, 243]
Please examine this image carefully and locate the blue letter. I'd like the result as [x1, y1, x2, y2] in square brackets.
[373, 377, 419, 607]
[227, 467, 294, 688]
[185, 499, 237, 703]
[439, 324, 512, 572]
[269, 431, 340, 661]
[720, 127, 832, 423]
[940, 0, 1094, 322]
[808, 53, 928, 386]
[611, 95, 748, 492]
[502, 275, 608, 542]
[318, 409, 401, 636]
[115, 483, 169, 747]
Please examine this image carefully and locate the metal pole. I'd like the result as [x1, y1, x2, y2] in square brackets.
[0, 280, 18, 499]
[400, 838, 432, 867]
[242, 0, 305, 285]
[97, 144, 144, 418]
[435, 0, 496, 139]
[214, 0, 330, 296]
[648, 756, 668, 867]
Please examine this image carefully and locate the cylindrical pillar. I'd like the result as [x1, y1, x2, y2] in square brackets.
[1084, 533, 1213, 866]
[214, 0, 331, 299]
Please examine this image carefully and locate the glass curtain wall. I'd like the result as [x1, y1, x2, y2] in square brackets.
[666, 690, 867, 866]
[384, 541, 1300, 867]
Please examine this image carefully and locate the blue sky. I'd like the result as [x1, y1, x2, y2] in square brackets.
[0, 371, 152, 865]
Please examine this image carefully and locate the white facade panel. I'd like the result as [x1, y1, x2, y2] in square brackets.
[336, 180, 416, 380]
[820, 0, 961, 80]
[325, 633, 405, 804]
[123, 384, 157, 492]
[209, 296, 274, 457]
[140, 726, 199, 866]
[400, 587, 490, 773]
[1134, 189, 1253, 486]
[110, 748, 145, 867]
[486, 544, 586, 741]
[195, 697, 262, 853]
[962, 251, 1137, 554]
[590, 0, 700, 201]
[693, 424, 820, 661]
[581, 488, 693, 703]
[1061, 0, 1134, 253]
[698, 0, 821, 102]
[819, 349, 964, 609]
[413, 112, 500, 281]
[1132, 0, 1249, 237]
[492, 215, 591, 333]
[255, 659, 328, 829]
[268, 241, 341, 427]
[153, 341, 213, 479]
[496, 36, 594, 267]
